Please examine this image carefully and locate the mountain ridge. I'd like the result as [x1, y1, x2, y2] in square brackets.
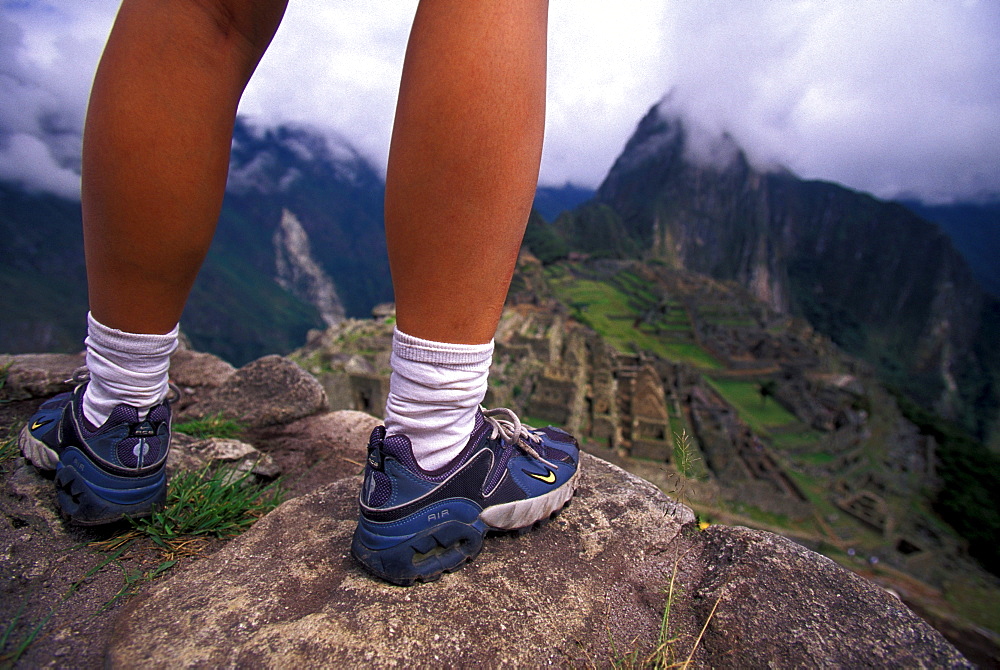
[0, 118, 394, 365]
[549, 101, 998, 446]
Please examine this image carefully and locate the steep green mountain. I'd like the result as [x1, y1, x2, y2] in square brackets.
[548, 101, 999, 446]
[187, 120, 393, 363]
[0, 119, 393, 365]
[0, 182, 88, 353]
[901, 199, 1000, 298]
[532, 183, 594, 223]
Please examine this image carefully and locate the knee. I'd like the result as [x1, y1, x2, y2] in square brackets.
[187, 0, 287, 55]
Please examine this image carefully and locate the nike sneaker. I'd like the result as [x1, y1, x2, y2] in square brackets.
[352, 407, 580, 585]
[19, 383, 174, 525]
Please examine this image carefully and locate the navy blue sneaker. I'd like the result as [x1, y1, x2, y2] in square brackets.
[352, 407, 580, 585]
[18, 383, 174, 525]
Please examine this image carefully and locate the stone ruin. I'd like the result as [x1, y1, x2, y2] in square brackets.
[287, 269, 958, 583]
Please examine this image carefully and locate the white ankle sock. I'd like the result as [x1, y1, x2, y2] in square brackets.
[383, 327, 494, 471]
[83, 312, 179, 426]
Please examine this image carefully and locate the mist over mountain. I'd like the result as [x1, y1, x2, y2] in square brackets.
[0, 118, 393, 365]
[3, 103, 997, 444]
[547, 101, 999, 445]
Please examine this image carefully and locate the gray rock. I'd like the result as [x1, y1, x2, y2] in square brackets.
[167, 436, 280, 479]
[107, 454, 692, 667]
[0, 352, 85, 400]
[247, 410, 380, 498]
[187, 355, 327, 429]
[672, 525, 970, 667]
[106, 449, 964, 668]
[342, 354, 375, 377]
[169, 349, 236, 419]
[169, 349, 236, 389]
[2, 461, 65, 537]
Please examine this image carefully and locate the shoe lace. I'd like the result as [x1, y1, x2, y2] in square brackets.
[481, 407, 556, 469]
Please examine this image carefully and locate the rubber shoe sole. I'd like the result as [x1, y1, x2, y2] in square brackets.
[20, 428, 167, 525]
[351, 467, 579, 586]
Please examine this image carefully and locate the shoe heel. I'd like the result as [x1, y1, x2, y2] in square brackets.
[352, 520, 486, 586]
[55, 449, 167, 526]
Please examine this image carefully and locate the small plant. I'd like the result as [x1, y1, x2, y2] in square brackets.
[663, 429, 701, 509]
[88, 465, 282, 610]
[758, 379, 777, 406]
[130, 465, 283, 549]
[0, 424, 22, 469]
[173, 413, 246, 440]
[611, 548, 722, 669]
[672, 430, 698, 479]
[100, 558, 179, 612]
[0, 599, 55, 669]
[0, 545, 131, 666]
[0, 361, 11, 403]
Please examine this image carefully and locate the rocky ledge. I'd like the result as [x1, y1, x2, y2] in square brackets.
[0, 351, 969, 667]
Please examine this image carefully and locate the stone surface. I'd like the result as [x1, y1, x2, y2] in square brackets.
[107, 454, 695, 668]
[3, 461, 65, 537]
[168, 349, 236, 419]
[167, 436, 280, 479]
[671, 525, 970, 668]
[107, 451, 965, 668]
[187, 355, 327, 429]
[248, 410, 381, 498]
[169, 349, 236, 389]
[0, 352, 85, 400]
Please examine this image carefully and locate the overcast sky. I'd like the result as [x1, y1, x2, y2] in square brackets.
[1, 0, 998, 204]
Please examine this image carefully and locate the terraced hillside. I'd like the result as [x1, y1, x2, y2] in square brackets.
[292, 253, 1000, 656]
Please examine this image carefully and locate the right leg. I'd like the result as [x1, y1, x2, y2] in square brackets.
[21, 0, 286, 525]
[352, 0, 581, 586]
[83, 0, 287, 335]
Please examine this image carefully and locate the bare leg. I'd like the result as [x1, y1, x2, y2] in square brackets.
[385, 0, 548, 344]
[82, 0, 287, 335]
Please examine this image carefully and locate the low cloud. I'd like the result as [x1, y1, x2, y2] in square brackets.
[1, 1, 998, 204]
[660, 1, 1000, 202]
[0, 132, 80, 198]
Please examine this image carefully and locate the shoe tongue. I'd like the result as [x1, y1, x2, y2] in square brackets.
[104, 404, 140, 428]
[381, 434, 413, 461]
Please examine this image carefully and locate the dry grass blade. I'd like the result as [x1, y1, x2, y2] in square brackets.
[680, 590, 725, 669]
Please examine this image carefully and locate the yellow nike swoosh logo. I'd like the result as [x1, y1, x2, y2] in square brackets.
[526, 469, 557, 484]
[31, 419, 53, 431]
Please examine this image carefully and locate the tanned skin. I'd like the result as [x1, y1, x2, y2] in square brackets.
[83, 0, 548, 345]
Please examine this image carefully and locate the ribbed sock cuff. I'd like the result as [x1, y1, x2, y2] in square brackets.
[391, 327, 494, 366]
[83, 312, 179, 425]
[384, 327, 494, 470]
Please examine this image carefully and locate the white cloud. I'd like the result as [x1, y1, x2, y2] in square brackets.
[0, 132, 80, 197]
[238, 1, 416, 174]
[660, 0, 1000, 201]
[1, 0, 998, 203]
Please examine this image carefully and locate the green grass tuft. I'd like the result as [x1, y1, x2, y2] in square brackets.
[0, 424, 22, 469]
[173, 414, 246, 440]
[129, 466, 283, 548]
